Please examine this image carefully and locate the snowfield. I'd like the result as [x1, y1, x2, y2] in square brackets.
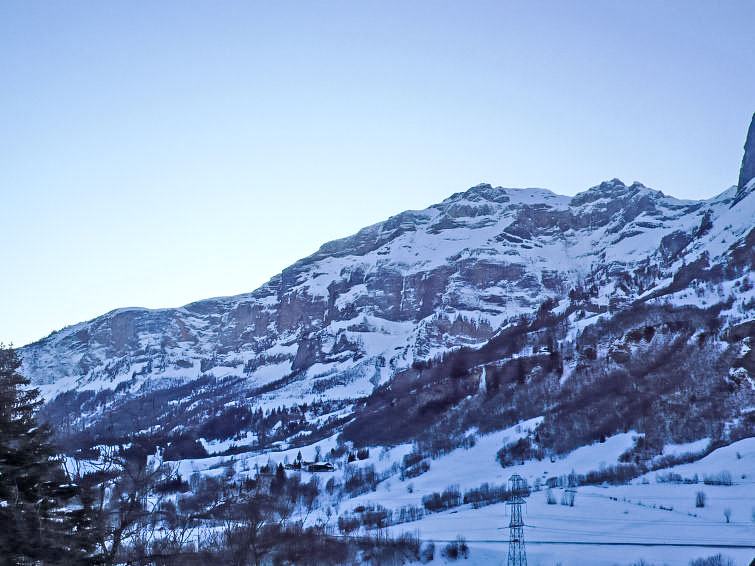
[165, 426, 755, 566]
[378, 436, 755, 566]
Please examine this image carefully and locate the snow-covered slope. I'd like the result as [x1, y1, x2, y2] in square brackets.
[160, 420, 755, 566]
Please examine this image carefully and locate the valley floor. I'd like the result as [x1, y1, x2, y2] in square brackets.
[384, 438, 755, 566]
[173, 430, 755, 566]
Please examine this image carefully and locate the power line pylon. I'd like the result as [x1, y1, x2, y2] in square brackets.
[506, 474, 528, 566]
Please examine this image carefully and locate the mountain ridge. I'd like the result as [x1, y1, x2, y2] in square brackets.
[24, 179, 732, 329]
[22, 180, 751, 395]
[22, 178, 754, 445]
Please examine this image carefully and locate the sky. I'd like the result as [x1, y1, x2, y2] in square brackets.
[1, 1, 754, 347]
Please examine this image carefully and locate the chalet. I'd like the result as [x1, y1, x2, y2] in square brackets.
[306, 462, 335, 472]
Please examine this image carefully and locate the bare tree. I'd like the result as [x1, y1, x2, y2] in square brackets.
[217, 471, 297, 566]
[696, 490, 706, 508]
[546, 488, 557, 504]
[74, 443, 179, 565]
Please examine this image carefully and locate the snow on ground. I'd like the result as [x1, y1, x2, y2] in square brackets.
[660, 438, 711, 459]
[378, 436, 755, 566]
[167, 417, 755, 565]
[461, 542, 755, 566]
[199, 430, 258, 455]
[173, 434, 334, 477]
[345, 422, 635, 514]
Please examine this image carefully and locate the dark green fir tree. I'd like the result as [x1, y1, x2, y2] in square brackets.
[0, 344, 90, 565]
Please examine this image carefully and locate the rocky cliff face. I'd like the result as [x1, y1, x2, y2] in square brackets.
[736, 112, 755, 203]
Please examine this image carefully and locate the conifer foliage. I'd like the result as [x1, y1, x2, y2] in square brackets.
[0, 344, 83, 564]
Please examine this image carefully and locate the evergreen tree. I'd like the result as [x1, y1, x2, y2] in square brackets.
[271, 463, 286, 495]
[0, 344, 87, 565]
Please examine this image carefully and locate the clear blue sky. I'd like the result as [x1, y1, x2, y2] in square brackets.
[1, 1, 753, 346]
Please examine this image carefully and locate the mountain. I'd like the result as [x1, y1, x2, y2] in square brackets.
[20, 119, 755, 463]
[13, 116, 755, 566]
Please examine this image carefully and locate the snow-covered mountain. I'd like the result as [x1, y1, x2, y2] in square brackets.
[20, 115, 755, 461]
[14, 114, 755, 566]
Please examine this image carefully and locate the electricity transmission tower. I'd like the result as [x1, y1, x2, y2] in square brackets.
[506, 474, 528, 566]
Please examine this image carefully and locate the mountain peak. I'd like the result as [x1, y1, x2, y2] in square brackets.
[603, 177, 626, 188]
[590, 178, 653, 195]
[571, 178, 645, 206]
[442, 183, 509, 204]
[734, 112, 755, 205]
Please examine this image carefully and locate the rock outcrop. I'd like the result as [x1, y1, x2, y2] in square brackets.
[735, 112, 755, 204]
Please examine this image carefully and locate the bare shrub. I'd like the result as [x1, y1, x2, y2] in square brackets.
[462, 482, 510, 508]
[422, 485, 462, 512]
[441, 536, 469, 560]
[703, 470, 732, 486]
[695, 490, 706, 508]
[689, 554, 735, 566]
[337, 514, 360, 535]
[419, 542, 435, 563]
[561, 489, 576, 506]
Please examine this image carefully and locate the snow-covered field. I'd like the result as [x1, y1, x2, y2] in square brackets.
[375, 436, 755, 566]
[169, 425, 755, 566]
